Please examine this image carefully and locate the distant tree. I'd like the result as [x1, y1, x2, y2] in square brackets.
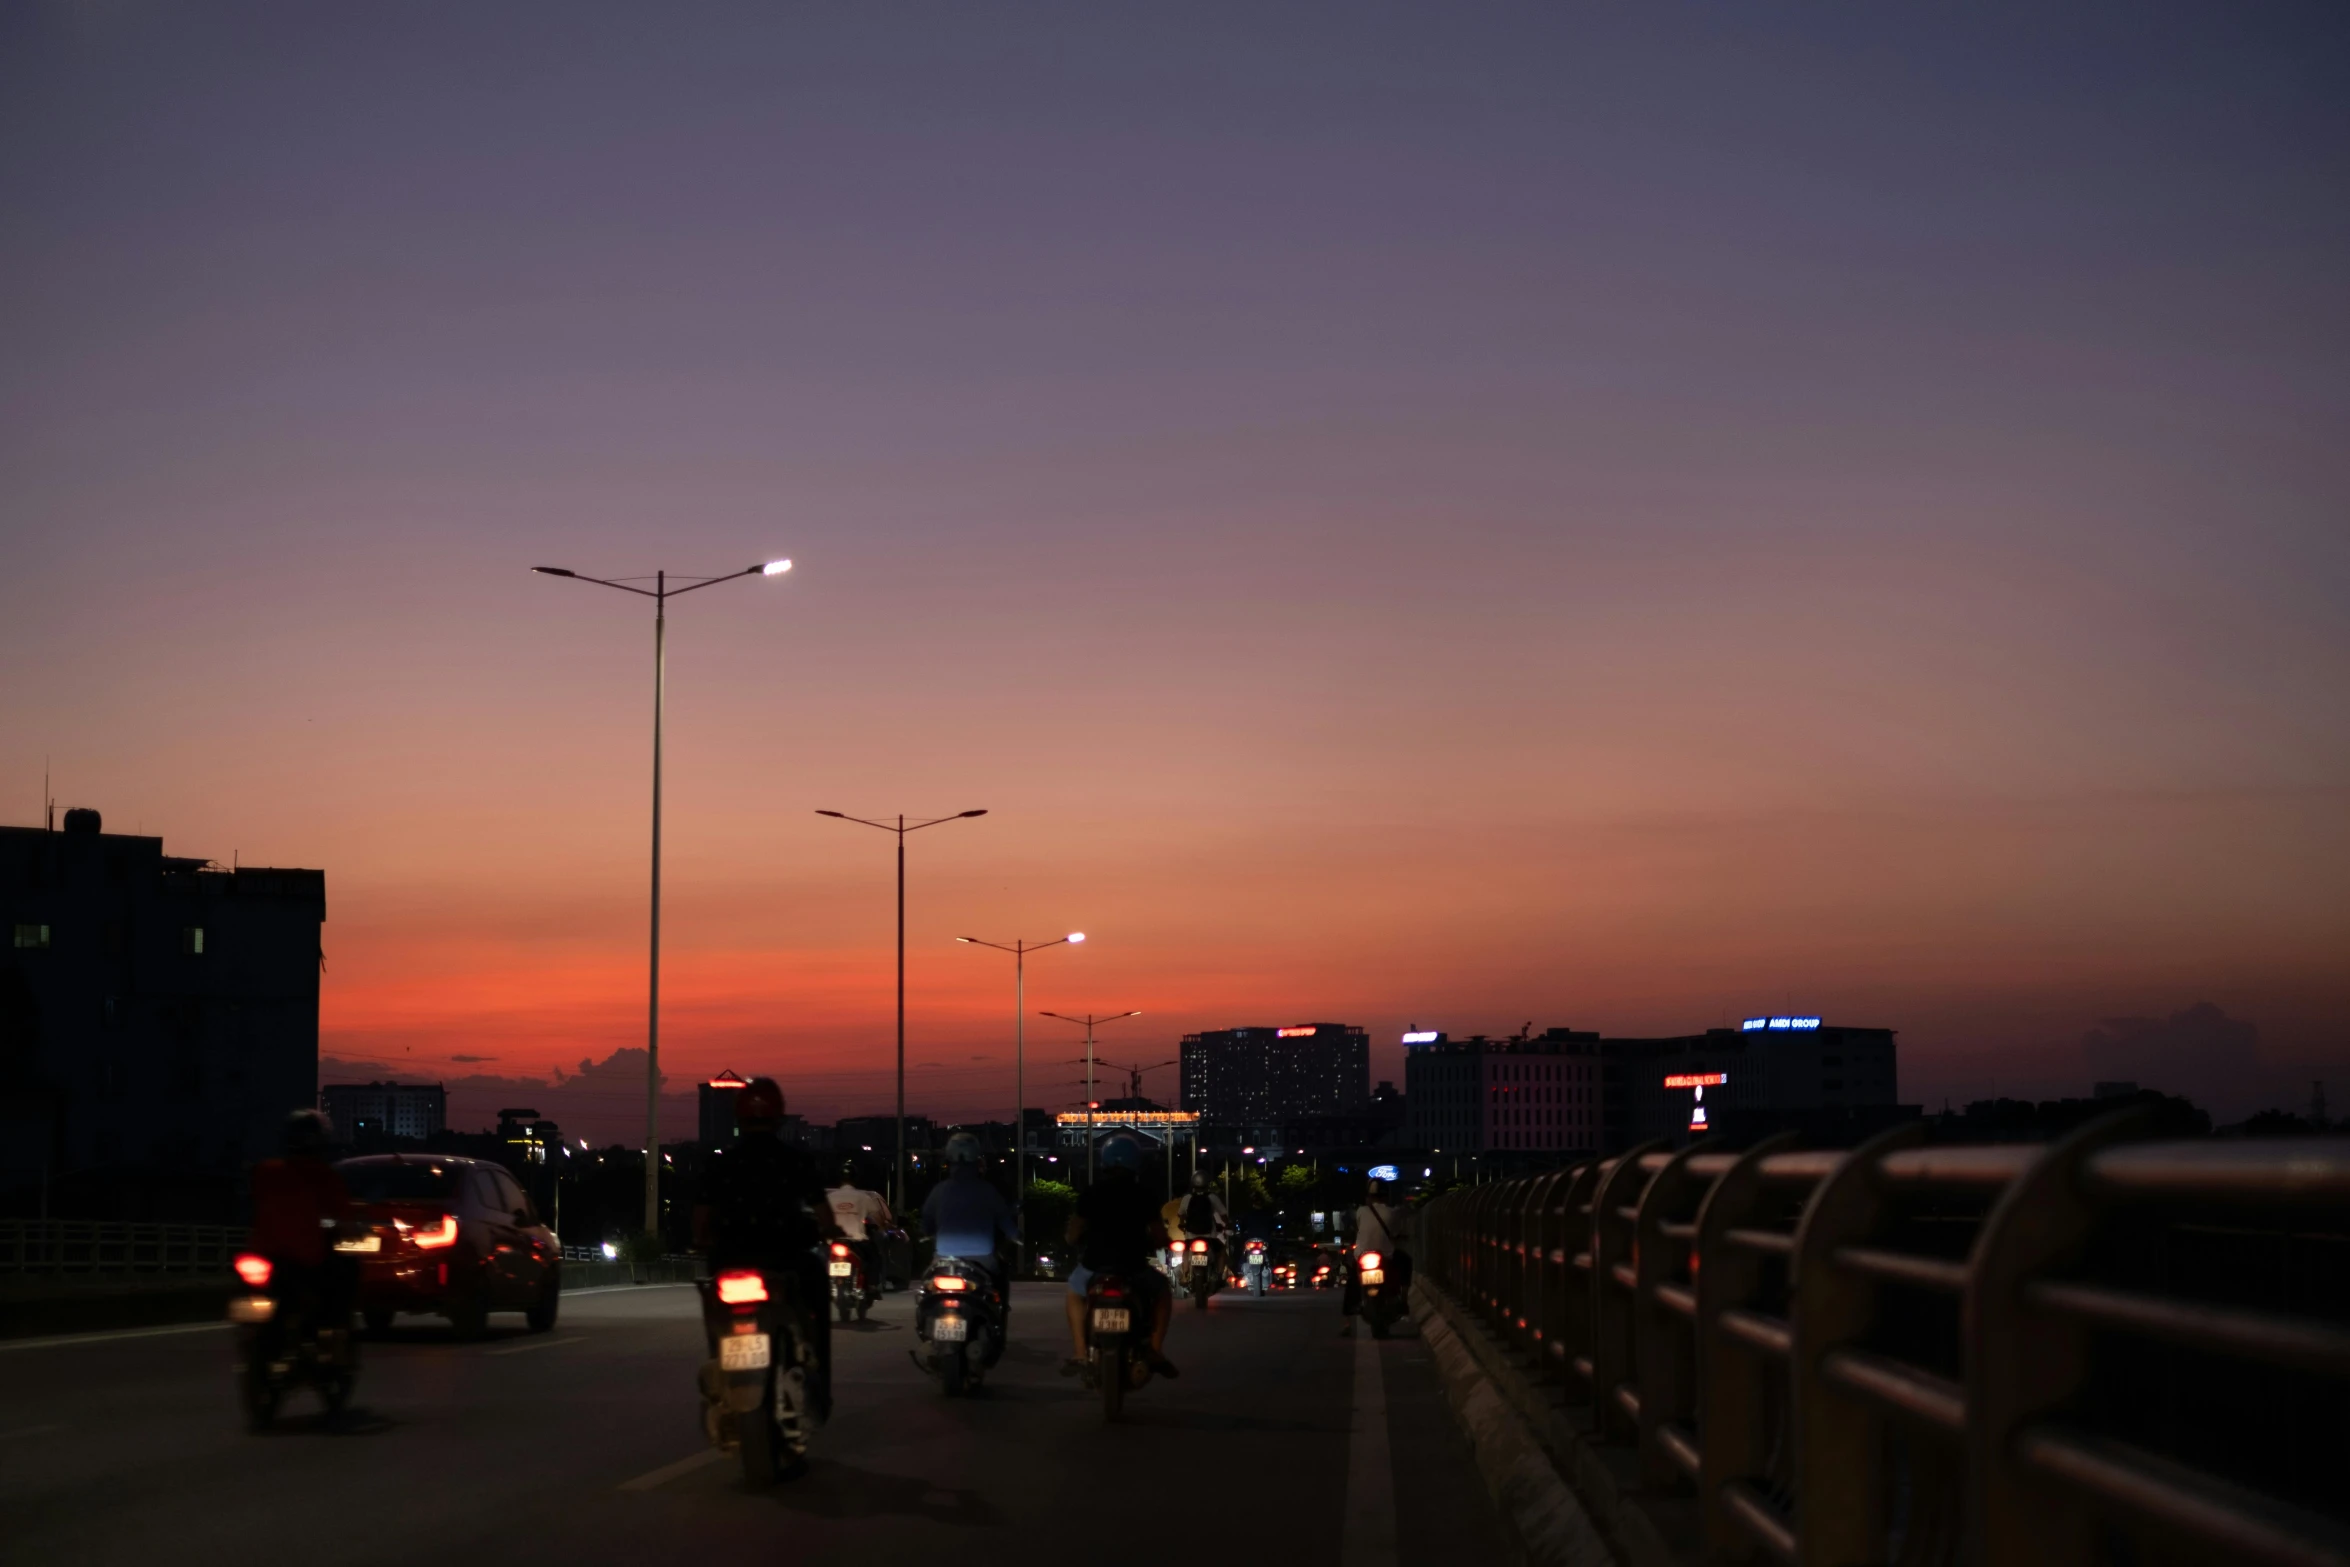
[1022, 1178, 1077, 1244]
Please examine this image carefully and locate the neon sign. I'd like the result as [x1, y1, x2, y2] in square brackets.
[1276, 1026, 1318, 1038]
[1662, 1073, 1728, 1089]
[1741, 1017, 1820, 1031]
[1401, 1031, 1440, 1045]
[1367, 1164, 1399, 1183]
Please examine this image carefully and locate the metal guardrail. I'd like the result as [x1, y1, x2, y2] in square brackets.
[0, 1220, 245, 1276]
[1417, 1113, 2350, 1567]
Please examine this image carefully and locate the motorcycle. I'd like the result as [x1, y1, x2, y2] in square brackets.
[1181, 1235, 1225, 1310]
[914, 1255, 1003, 1396]
[1081, 1268, 1157, 1421]
[827, 1241, 877, 1323]
[701, 1265, 820, 1486]
[229, 1251, 358, 1430]
[1357, 1248, 1407, 1339]
[1243, 1239, 1268, 1295]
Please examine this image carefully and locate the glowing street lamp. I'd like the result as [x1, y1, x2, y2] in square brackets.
[957, 932, 1085, 1237]
[532, 559, 791, 1239]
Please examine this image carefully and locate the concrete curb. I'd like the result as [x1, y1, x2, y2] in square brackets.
[1412, 1277, 1693, 1567]
[1414, 1281, 1618, 1567]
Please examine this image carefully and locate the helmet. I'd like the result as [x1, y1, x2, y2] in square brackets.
[1098, 1134, 1143, 1172]
[1189, 1169, 1209, 1192]
[283, 1108, 332, 1157]
[839, 1160, 861, 1185]
[736, 1077, 785, 1126]
[944, 1132, 984, 1167]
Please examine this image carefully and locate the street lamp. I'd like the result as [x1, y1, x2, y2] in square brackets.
[956, 933, 1084, 1244]
[533, 559, 791, 1240]
[1038, 1010, 1143, 1183]
[817, 809, 987, 1210]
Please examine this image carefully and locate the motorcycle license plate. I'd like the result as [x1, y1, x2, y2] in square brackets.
[720, 1332, 771, 1372]
[931, 1314, 968, 1342]
[828, 1261, 855, 1277]
[333, 1234, 381, 1253]
[227, 1297, 275, 1324]
[1091, 1307, 1129, 1334]
[1359, 1269, 1385, 1285]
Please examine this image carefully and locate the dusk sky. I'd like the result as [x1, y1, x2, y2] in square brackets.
[4, 3, 2345, 1138]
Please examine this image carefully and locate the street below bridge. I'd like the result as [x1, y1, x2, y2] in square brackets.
[1, 1282, 1504, 1567]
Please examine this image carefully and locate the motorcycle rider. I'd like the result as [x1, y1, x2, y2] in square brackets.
[825, 1160, 895, 1298]
[248, 1108, 356, 1342]
[1179, 1168, 1230, 1277]
[1061, 1134, 1179, 1380]
[1339, 1176, 1411, 1335]
[692, 1078, 844, 1418]
[920, 1132, 1020, 1355]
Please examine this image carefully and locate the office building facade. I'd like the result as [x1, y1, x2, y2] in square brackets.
[0, 810, 325, 1213]
[321, 1080, 445, 1146]
[1402, 1029, 1608, 1154]
[1180, 1022, 1370, 1126]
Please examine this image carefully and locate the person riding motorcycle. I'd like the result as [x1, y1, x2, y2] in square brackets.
[692, 1079, 844, 1418]
[825, 1161, 895, 1298]
[1061, 1134, 1178, 1380]
[920, 1133, 1020, 1351]
[1339, 1176, 1411, 1335]
[249, 1109, 357, 1339]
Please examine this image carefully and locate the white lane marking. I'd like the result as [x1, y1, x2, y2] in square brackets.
[484, 1335, 587, 1357]
[559, 1283, 697, 1299]
[1342, 1331, 1399, 1567]
[0, 1321, 232, 1354]
[0, 1424, 62, 1440]
[618, 1448, 727, 1491]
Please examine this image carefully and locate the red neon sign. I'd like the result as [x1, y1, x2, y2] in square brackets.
[1276, 1027, 1318, 1038]
[1662, 1072, 1728, 1089]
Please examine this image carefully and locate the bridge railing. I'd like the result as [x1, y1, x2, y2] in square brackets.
[0, 1220, 245, 1276]
[1416, 1113, 2350, 1567]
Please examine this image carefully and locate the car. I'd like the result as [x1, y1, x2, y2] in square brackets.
[336, 1154, 561, 1337]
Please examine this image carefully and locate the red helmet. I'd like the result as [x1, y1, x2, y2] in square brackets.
[736, 1077, 785, 1125]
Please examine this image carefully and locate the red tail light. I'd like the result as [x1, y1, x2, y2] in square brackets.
[233, 1254, 272, 1288]
[829, 1242, 851, 1258]
[931, 1274, 970, 1292]
[1358, 1251, 1383, 1271]
[716, 1269, 768, 1305]
[402, 1214, 458, 1249]
[1189, 1239, 1209, 1253]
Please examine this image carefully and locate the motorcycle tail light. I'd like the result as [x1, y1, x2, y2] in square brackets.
[716, 1269, 769, 1305]
[1358, 1251, 1383, 1272]
[1190, 1239, 1209, 1253]
[830, 1242, 852, 1257]
[931, 1275, 970, 1292]
[234, 1254, 272, 1288]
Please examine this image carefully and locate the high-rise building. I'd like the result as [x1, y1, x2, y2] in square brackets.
[0, 809, 325, 1213]
[1179, 1023, 1370, 1126]
[1403, 1029, 1606, 1154]
[321, 1080, 445, 1146]
[699, 1069, 748, 1148]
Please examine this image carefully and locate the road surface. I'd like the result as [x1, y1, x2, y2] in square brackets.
[1, 1281, 1506, 1566]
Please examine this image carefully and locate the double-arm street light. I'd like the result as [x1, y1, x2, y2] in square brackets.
[955, 933, 1085, 1224]
[817, 810, 987, 1210]
[1038, 1009, 1143, 1183]
[532, 559, 793, 1239]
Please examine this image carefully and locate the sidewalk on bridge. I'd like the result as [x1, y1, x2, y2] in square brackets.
[1413, 1275, 1691, 1567]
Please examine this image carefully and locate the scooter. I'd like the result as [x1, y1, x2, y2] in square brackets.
[827, 1241, 877, 1323]
[1357, 1248, 1408, 1339]
[1243, 1239, 1268, 1295]
[1082, 1268, 1157, 1421]
[913, 1255, 1003, 1396]
[1181, 1235, 1225, 1310]
[229, 1251, 359, 1430]
[700, 1266, 820, 1486]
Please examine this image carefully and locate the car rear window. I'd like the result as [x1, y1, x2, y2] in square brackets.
[339, 1162, 462, 1201]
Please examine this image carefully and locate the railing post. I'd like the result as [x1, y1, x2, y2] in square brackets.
[1692, 1131, 1803, 1560]
[1592, 1139, 1667, 1443]
[1632, 1139, 1726, 1490]
[1964, 1105, 2164, 1567]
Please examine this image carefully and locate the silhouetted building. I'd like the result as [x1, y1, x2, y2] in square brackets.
[1180, 1023, 1369, 1125]
[699, 1069, 748, 1147]
[321, 1080, 445, 1147]
[0, 810, 325, 1216]
[1619, 1018, 1899, 1147]
[835, 1114, 936, 1155]
[1403, 1029, 1606, 1154]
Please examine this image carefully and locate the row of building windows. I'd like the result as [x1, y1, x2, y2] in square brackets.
[13, 922, 205, 953]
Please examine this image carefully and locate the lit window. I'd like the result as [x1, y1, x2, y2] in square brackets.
[12, 923, 49, 950]
[182, 926, 205, 956]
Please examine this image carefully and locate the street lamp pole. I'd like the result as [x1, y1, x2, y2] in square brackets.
[956, 933, 1085, 1238]
[818, 809, 987, 1212]
[1038, 1010, 1142, 1183]
[533, 558, 792, 1240]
